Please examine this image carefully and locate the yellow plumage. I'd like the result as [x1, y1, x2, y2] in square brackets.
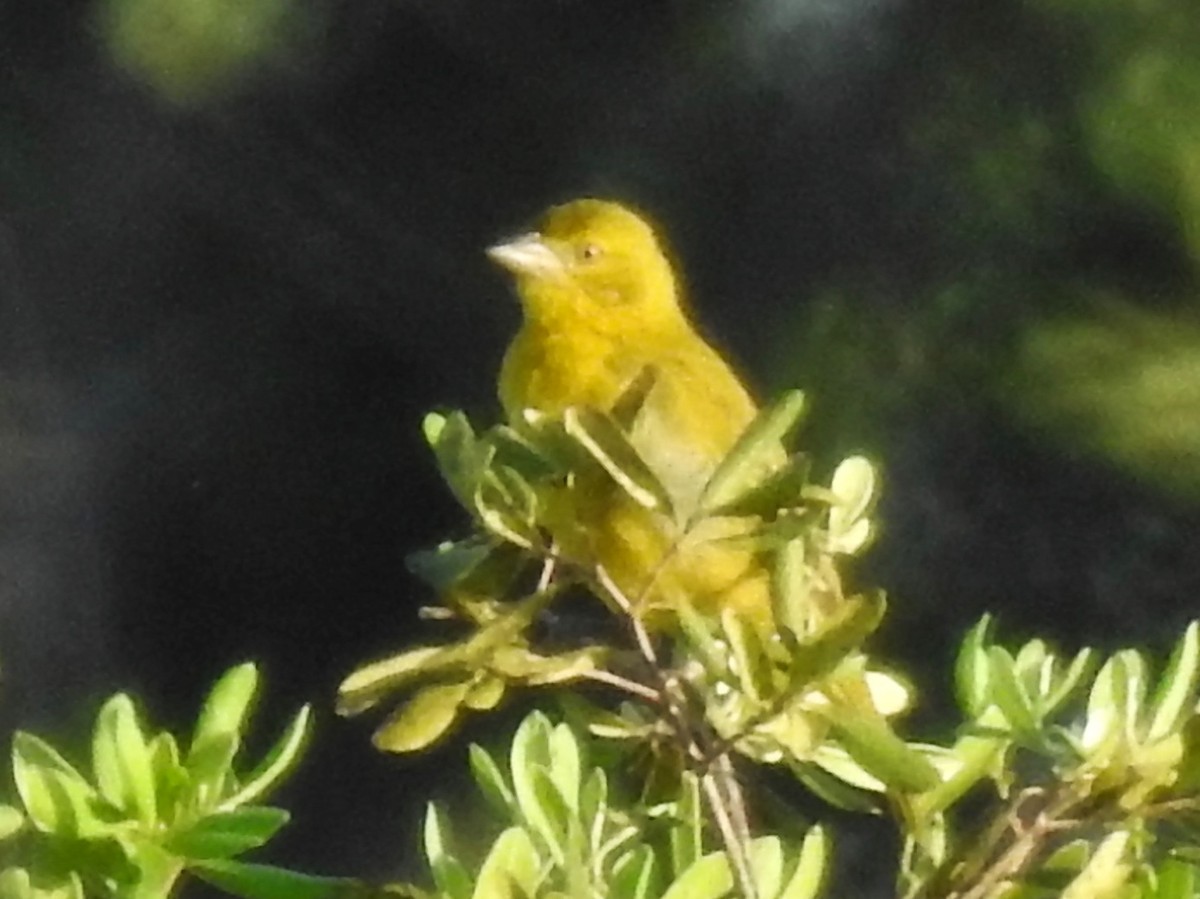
[488, 199, 777, 629]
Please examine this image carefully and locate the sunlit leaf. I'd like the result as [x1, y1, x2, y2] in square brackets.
[373, 681, 471, 754]
[471, 827, 540, 899]
[190, 664, 258, 767]
[424, 804, 473, 899]
[12, 733, 107, 838]
[469, 745, 516, 818]
[827, 709, 941, 793]
[779, 826, 830, 899]
[92, 693, 156, 827]
[1147, 621, 1200, 744]
[563, 406, 673, 513]
[696, 390, 804, 517]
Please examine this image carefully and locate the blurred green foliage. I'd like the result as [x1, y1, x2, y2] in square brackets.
[97, 0, 307, 104]
[776, 0, 1200, 501]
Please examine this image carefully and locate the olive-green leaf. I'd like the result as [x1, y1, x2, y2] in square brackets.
[373, 681, 471, 754]
[563, 406, 673, 513]
[337, 647, 446, 717]
[702, 453, 811, 519]
[463, 675, 506, 711]
[771, 537, 812, 640]
[696, 389, 804, 517]
[406, 539, 496, 593]
[424, 411, 493, 511]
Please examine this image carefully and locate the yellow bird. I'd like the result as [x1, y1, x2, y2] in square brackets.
[488, 199, 778, 630]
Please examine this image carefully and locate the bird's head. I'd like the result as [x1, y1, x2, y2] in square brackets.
[488, 199, 683, 332]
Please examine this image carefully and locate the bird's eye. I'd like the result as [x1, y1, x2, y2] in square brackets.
[579, 243, 603, 261]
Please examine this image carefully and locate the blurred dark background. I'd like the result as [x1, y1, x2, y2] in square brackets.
[3, 0, 1200, 894]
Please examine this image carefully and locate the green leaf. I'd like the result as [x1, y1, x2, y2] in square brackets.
[610, 846, 657, 899]
[148, 732, 188, 822]
[223, 704, 313, 809]
[469, 745, 516, 818]
[547, 723, 582, 812]
[189, 859, 356, 899]
[470, 827, 540, 899]
[746, 836, 785, 899]
[0, 805, 25, 841]
[12, 732, 108, 838]
[696, 389, 804, 517]
[789, 760, 879, 811]
[669, 771, 703, 877]
[779, 826, 830, 899]
[702, 453, 812, 519]
[787, 592, 886, 689]
[527, 766, 571, 865]
[92, 693, 157, 827]
[510, 714, 564, 861]
[722, 607, 773, 703]
[185, 731, 238, 810]
[771, 537, 812, 639]
[661, 837, 786, 899]
[489, 425, 565, 483]
[405, 539, 497, 593]
[955, 616, 993, 717]
[659, 846, 735, 899]
[190, 664, 259, 766]
[1153, 858, 1195, 899]
[563, 406, 673, 513]
[476, 466, 541, 549]
[985, 647, 1038, 734]
[1147, 621, 1200, 743]
[424, 804, 473, 899]
[336, 647, 446, 716]
[463, 675, 506, 711]
[826, 456, 876, 555]
[424, 411, 492, 511]
[827, 710, 941, 793]
[1042, 647, 1098, 718]
[166, 807, 289, 860]
[1082, 652, 1134, 756]
[1061, 829, 1132, 899]
[373, 681, 471, 754]
[0, 867, 85, 899]
[579, 767, 607, 839]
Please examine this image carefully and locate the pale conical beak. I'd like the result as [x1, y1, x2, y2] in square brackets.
[486, 232, 565, 277]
